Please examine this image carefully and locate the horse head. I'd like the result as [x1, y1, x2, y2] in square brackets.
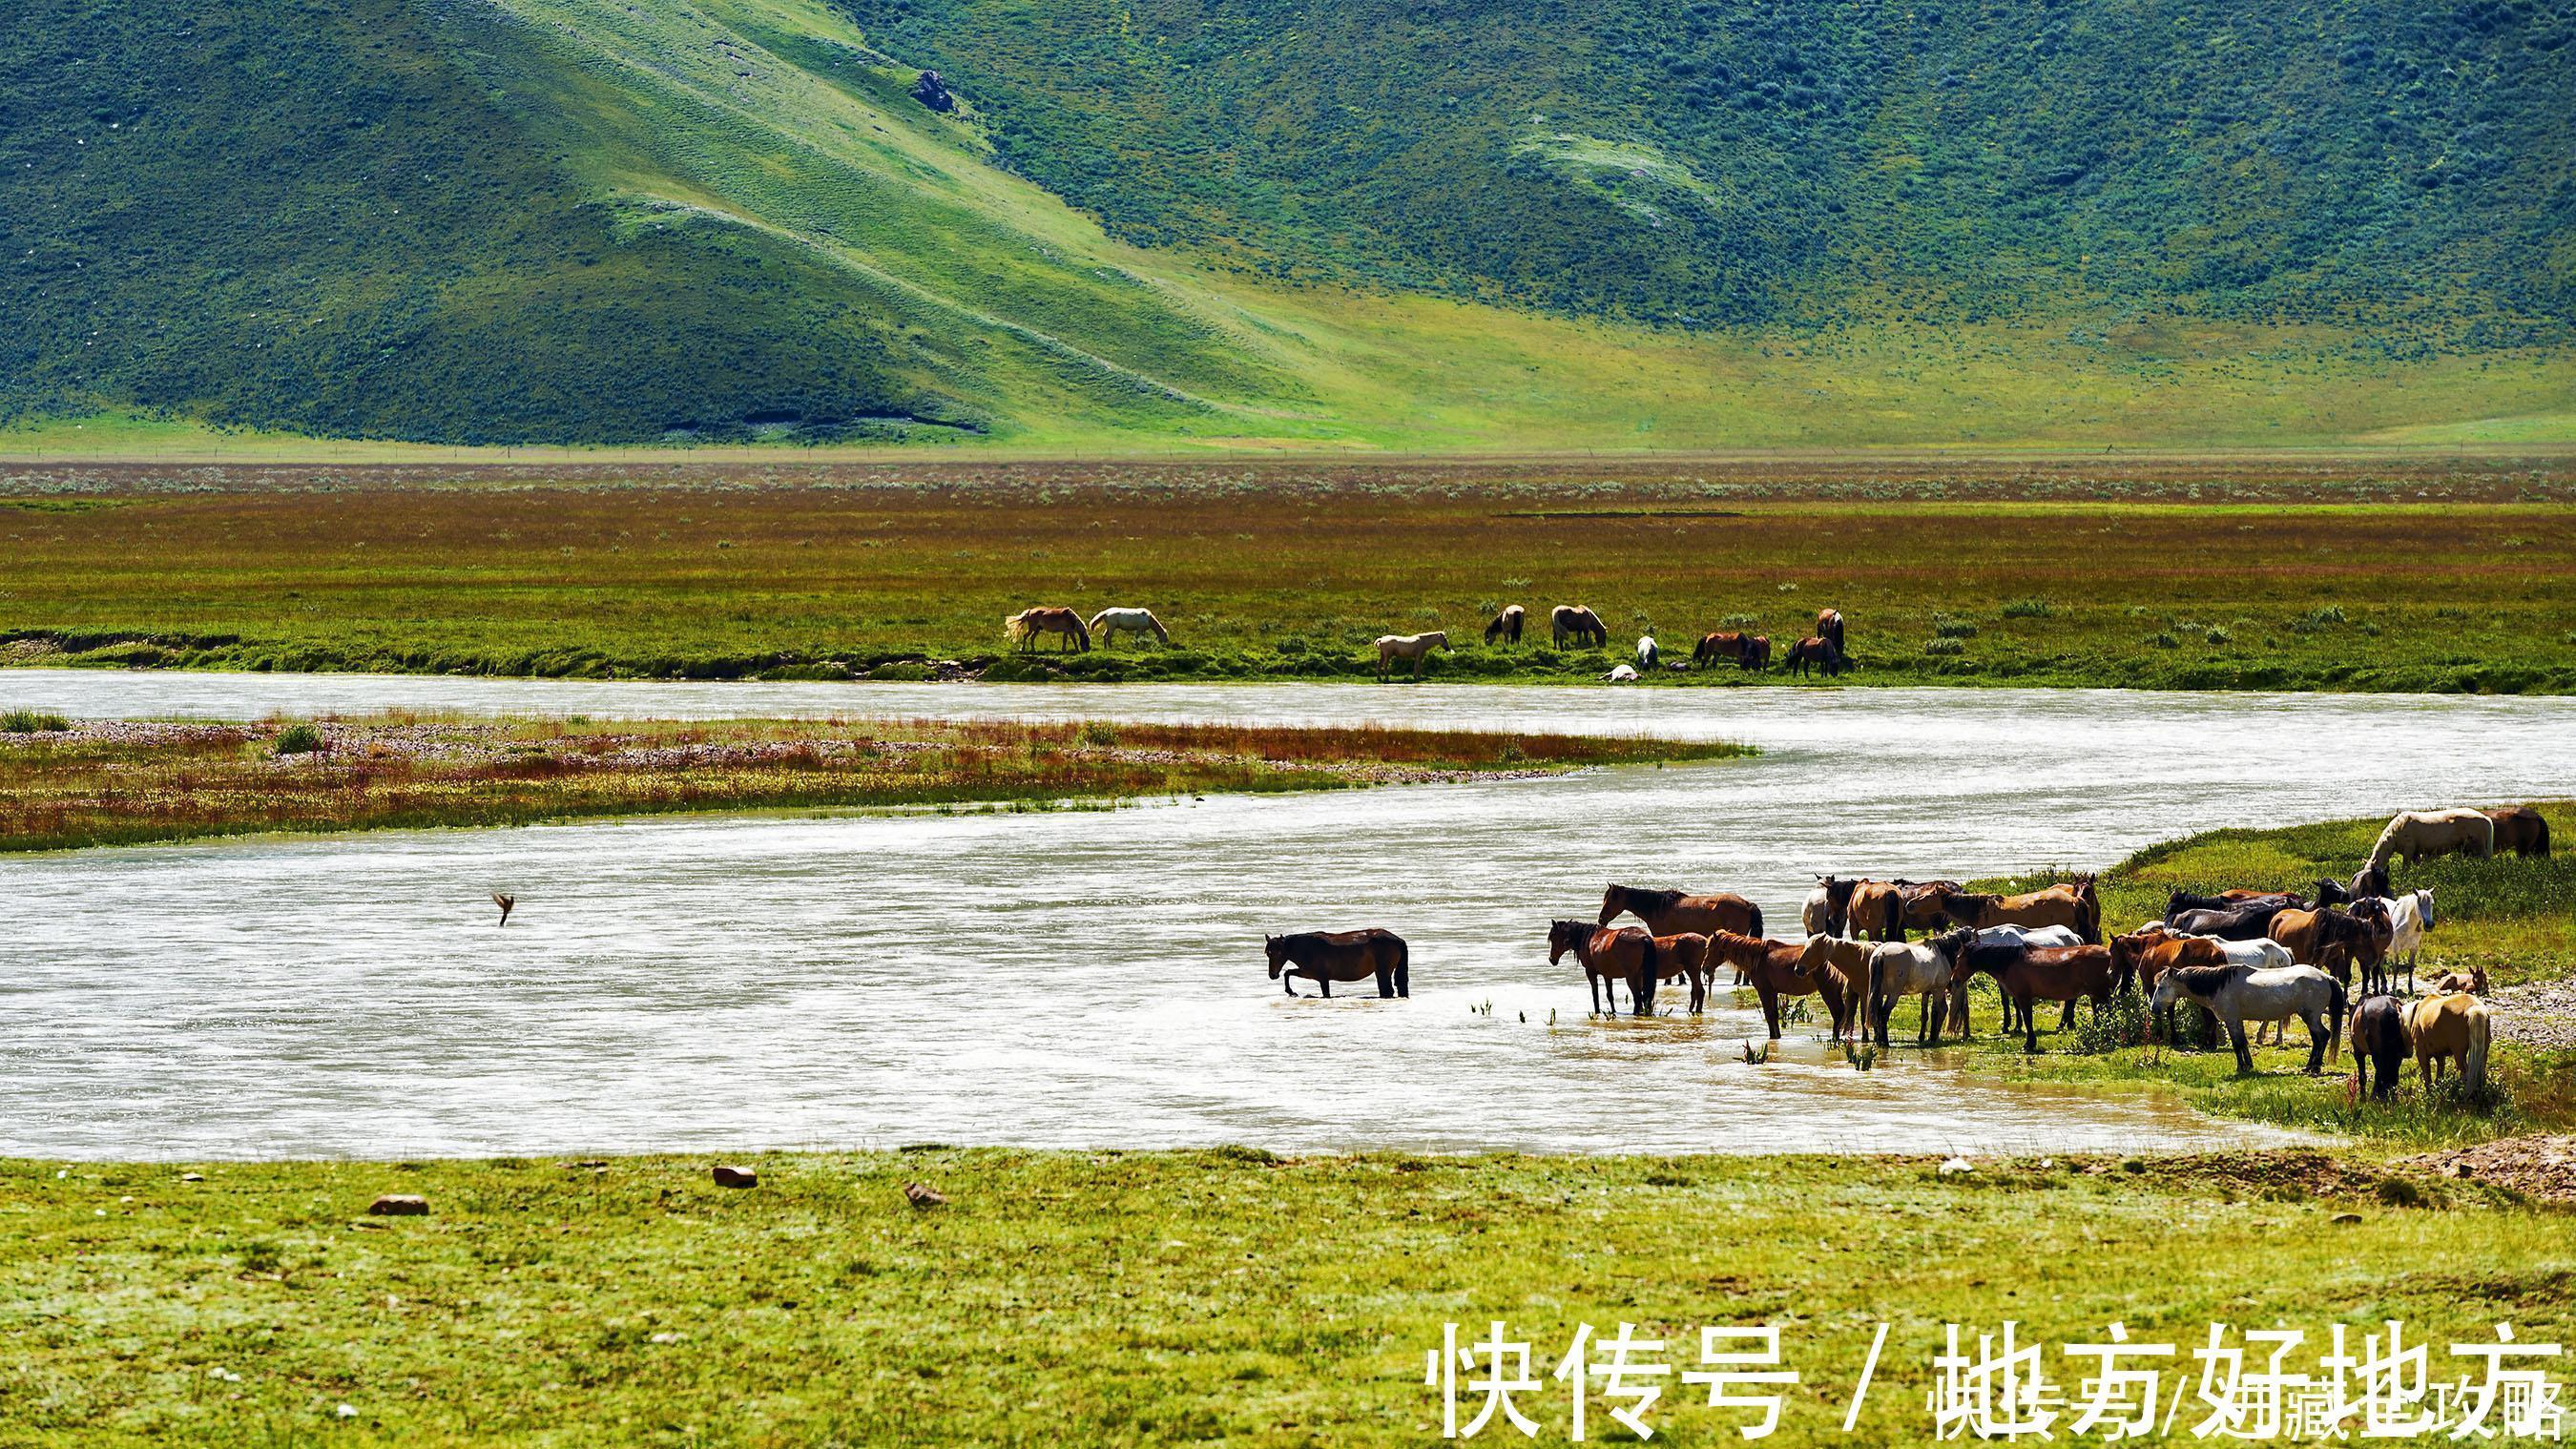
[1547, 920, 1589, 965]
[1596, 884, 1628, 927]
[1263, 934, 1289, 979]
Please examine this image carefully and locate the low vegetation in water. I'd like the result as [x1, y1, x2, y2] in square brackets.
[1, 1149, 2566, 1445]
[0, 716, 1747, 853]
[2, 465, 2571, 693]
[1949, 802, 2576, 1146]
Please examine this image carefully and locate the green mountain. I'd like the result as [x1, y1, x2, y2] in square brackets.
[3, 0, 2571, 449]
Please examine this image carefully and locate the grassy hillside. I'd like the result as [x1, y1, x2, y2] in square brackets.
[3, 0, 2572, 448]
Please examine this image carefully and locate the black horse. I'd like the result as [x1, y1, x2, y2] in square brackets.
[2350, 993, 2408, 1101]
[2166, 900, 2298, 941]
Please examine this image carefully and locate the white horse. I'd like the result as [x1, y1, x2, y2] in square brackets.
[1802, 881, 1838, 936]
[1636, 635, 1659, 670]
[2151, 963, 2345, 1074]
[1086, 607, 1170, 648]
[1863, 929, 1977, 1047]
[1970, 924, 2084, 950]
[2361, 889, 2438, 989]
[1602, 663, 1639, 684]
[2369, 809, 2494, 871]
[2137, 926, 2304, 1044]
[1375, 631, 1448, 681]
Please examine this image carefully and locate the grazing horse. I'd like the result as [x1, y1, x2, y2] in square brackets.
[2486, 804, 2552, 858]
[1863, 929, 1978, 1047]
[1485, 605, 1526, 646]
[2403, 992, 2491, 1094]
[1551, 605, 1610, 650]
[1842, 880, 1906, 942]
[1739, 636, 1771, 672]
[1548, 920, 1658, 1017]
[2349, 994, 2410, 1102]
[1265, 930, 1409, 999]
[1706, 930, 1847, 1040]
[1930, 880, 2100, 943]
[1797, 934, 1880, 1041]
[1955, 941, 2120, 1053]
[1815, 609, 1844, 652]
[1635, 635, 1660, 670]
[2165, 889, 2299, 922]
[1086, 607, 1171, 649]
[2368, 809, 2495, 871]
[1599, 884, 1763, 942]
[1005, 607, 1091, 652]
[2150, 963, 2345, 1075]
[1782, 636, 1845, 678]
[1376, 631, 1449, 680]
[1693, 631, 1747, 667]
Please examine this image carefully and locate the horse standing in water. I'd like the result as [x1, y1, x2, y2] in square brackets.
[1376, 631, 1448, 680]
[1548, 920, 1659, 1017]
[1005, 607, 1091, 652]
[1600, 883, 1762, 979]
[1485, 605, 1526, 645]
[1862, 929, 1978, 1047]
[1706, 930, 1849, 1040]
[1086, 607, 1171, 648]
[1265, 930, 1409, 999]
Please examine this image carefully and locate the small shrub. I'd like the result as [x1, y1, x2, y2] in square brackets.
[1924, 637, 1965, 656]
[2204, 627, 2231, 645]
[2070, 992, 2150, 1054]
[1079, 721, 1121, 747]
[1719, 612, 1760, 630]
[2002, 597, 2053, 618]
[0, 709, 70, 733]
[1932, 614, 1979, 638]
[2146, 631, 2181, 650]
[273, 723, 325, 756]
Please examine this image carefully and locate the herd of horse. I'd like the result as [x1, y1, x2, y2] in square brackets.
[1005, 602, 1858, 681]
[1265, 804, 2549, 1100]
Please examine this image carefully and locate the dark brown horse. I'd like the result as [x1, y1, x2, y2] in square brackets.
[2349, 993, 2408, 1101]
[1739, 635, 1771, 672]
[1265, 929, 1408, 999]
[1953, 940, 2119, 1053]
[2487, 804, 2552, 858]
[1706, 930, 1847, 1040]
[1896, 880, 1964, 935]
[2267, 905, 2382, 991]
[1599, 884, 1762, 942]
[1548, 920, 1658, 1016]
[1782, 636, 1845, 678]
[1815, 609, 1844, 652]
[1692, 631, 1748, 667]
[1485, 605, 1526, 646]
[1650, 932, 1714, 1014]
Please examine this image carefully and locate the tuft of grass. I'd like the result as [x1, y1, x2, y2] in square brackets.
[0, 710, 70, 734]
[2001, 597, 2054, 618]
[272, 723, 325, 756]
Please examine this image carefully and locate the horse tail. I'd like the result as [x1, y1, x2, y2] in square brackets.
[1395, 937, 1409, 998]
[1634, 935, 1657, 1016]
[1747, 901, 1764, 940]
[2464, 1005, 2491, 1091]
[2537, 814, 2553, 858]
[1005, 612, 1029, 644]
[2326, 975, 2348, 1066]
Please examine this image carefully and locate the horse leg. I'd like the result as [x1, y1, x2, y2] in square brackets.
[1588, 971, 1602, 1017]
[1376, 965, 1393, 999]
[1319, 975, 1331, 999]
[2226, 1009, 2252, 1074]
[1760, 986, 1781, 1041]
[2058, 998, 2076, 1032]
[2021, 993, 2039, 1054]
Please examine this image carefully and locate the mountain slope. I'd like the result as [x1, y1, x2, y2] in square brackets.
[1, 0, 2571, 448]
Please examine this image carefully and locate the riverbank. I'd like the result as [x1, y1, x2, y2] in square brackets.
[5, 1147, 2568, 1445]
[5, 479, 2571, 694]
[0, 715, 1746, 854]
[1951, 803, 2576, 1146]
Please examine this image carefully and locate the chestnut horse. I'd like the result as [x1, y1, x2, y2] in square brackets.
[1005, 607, 1091, 652]
[1897, 880, 1964, 935]
[1797, 933, 1879, 1041]
[1548, 920, 1659, 1017]
[1600, 884, 1762, 944]
[1650, 932, 1715, 1014]
[1844, 880, 1906, 942]
[1264, 929, 1408, 999]
[1782, 636, 1845, 678]
[1816, 609, 1844, 652]
[1930, 880, 2100, 943]
[1740, 636, 1771, 672]
[1953, 940, 2120, 1053]
[2267, 904, 2383, 992]
[2404, 991, 2490, 1093]
[1693, 631, 1748, 667]
[1706, 930, 1847, 1040]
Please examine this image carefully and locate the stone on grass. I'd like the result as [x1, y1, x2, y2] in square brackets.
[366, 1194, 428, 1216]
[1939, 1157, 1974, 1176]
[904, 1181, 948, 1208]
[711, 1165, 758, 1189]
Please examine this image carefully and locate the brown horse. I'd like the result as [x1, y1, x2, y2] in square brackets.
[1692, 631, 1748, 667]
[1706, 930, 1847, 1040]
[1796, 934, 1879, 1041]
[1550, 605, 1610, 649]
[1264, 929, 1408, 999]
[2487, 804, 2552, 858]
[1782, 636, 1845, 678]
[1598, 884, 1762, 942]
[1740, 635, 1771, 672]
[1843, 880, 1906, 942]
[1928, 880, 2100, 942]
[1485, 605, 1526, 646]
[1650, 932, 1715, 1014]
[1005, 607, 1091, 652]
[1816, 609, 1844, 652]
[2267, 905, 2383, 991]
[1548, 920, 1660, 1017]
[1896, 880, 1964, 934]
[1953, 940, 2120, 1053]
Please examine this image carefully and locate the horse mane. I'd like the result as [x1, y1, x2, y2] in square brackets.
[1610, 884, 1684, 913]
[2169, 962, 2248, 998]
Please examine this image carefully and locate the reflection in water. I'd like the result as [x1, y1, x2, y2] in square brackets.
[3, 671, 2570, 1159]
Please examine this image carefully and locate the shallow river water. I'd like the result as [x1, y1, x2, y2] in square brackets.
[5, 670, 2571, 1160]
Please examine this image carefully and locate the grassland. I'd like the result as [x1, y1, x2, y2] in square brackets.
[1946, 802, 2576, 1147]
[0, 715, 1741, 854]
[3, 464, 2571, 692]
[3, 1148, 2567, 1445]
